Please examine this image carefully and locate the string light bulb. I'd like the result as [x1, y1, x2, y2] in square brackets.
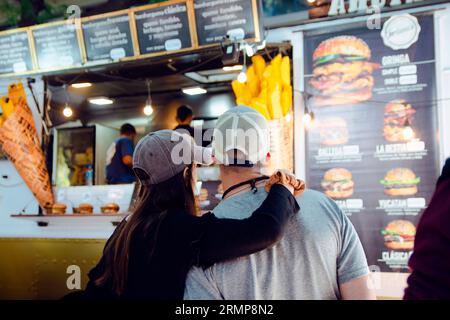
[237, 50, 248, 83]
[303, 111, 314, 128]
[237, 66, 248, 83]
[302, 92, 314, 129]
[285, 113, 292, 122]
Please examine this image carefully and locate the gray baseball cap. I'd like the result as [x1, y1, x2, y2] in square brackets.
[133, 130, 213, 185]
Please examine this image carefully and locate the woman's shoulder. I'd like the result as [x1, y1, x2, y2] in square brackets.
[166, 210, 215, 237]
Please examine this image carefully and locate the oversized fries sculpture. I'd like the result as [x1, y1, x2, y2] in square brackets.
[232, 54, 292, 120]
[0, 83, 54, 208]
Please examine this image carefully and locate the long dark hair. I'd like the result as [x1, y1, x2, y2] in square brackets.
[95, 165, 197, 296]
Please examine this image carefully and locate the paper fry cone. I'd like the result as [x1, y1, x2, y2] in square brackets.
[0, 98, 54, 208]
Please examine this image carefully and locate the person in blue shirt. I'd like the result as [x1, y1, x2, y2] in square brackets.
[106, 123, 137, 184]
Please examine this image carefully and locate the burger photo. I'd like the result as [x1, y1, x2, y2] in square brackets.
[309, 35, 379, 106]
[380, 168, 420, 196]
[381, 220, 416, 250]
[321, 168, 354, 199]
[383, 99, 416, 142]
[318, 117, 349, 145]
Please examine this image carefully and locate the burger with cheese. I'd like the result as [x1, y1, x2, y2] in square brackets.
[309, 35, 379, 106]
[321, 168, 354, 199]
[382, 220, 416, 250]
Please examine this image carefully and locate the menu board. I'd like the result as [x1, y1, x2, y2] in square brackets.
[134, 2, 192, 55]
[32, 23, 82, 70]
[0, 31, 33, 74]
[194, 0, 256, 46]
[303, 15, 439, 272]
[82, 14, 134, 62]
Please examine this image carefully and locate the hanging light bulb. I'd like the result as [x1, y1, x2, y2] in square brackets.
[143, 104, 153, 116]
[143, 79, 153, 116]
[237, 66, 248, 83]
[403, 119, 415, 141]
[63, 103, 73, 118]
[62, 84, 73, 118]
[303, 111, 314, 128]
[302, 92, 314, 129]
[237, 50, 248, 83]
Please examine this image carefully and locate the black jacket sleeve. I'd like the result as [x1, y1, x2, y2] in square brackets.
[194, 184, 300, 268]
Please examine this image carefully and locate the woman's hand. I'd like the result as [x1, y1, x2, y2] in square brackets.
[265, 170, 306, 198]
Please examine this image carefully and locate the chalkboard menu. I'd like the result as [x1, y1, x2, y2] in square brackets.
[32, 23, 82, 70]
[134, 3, 192, 55]
[194, 0, 256, 46]
[0, 31, 33, 74]
[82, 14, 134, 62]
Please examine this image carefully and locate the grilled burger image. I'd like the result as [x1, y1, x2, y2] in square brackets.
[318, 117, 349, 145]
[383, 99, 416, 142]
[381, 220, 416, 250]
[309, 36, 379, 106]
[380, 168, 420, 196]
[321, 168, 354, 199]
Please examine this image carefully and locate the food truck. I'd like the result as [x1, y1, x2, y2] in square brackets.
[0, 0, 449, 299]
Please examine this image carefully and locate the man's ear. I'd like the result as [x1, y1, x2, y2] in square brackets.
[183, 167, 192, 186]
[183, 166, 189, 179]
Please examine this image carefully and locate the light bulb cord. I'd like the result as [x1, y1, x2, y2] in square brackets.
[146, 79, 152, 105]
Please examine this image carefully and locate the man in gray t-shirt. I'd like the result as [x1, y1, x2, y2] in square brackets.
[184, 106, 375, 300]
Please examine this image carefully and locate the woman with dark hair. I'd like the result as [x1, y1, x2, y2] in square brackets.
[83, 130, 301, 299]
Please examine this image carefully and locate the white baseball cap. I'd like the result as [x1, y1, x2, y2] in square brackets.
[212, 105, 270, 166]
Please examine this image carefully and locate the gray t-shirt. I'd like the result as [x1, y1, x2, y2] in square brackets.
[184, 187, 369, 300]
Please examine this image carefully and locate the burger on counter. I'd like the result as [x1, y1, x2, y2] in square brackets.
[382, 220, 416, 250]
[383, 100, 416, 142]
[73, 203, 93, 215]
[321, 168, 354, 199]
[44, 203, 67, 215]
[309, 36, 379, 106]
[101, 203, 120, 214]
[318, 117, 349, 145]
[380, 168, 420, 196]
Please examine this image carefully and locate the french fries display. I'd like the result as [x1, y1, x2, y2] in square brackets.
[232, 54, 293, 120]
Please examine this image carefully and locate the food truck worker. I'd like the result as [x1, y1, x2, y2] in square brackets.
[106, 123, 137, 184]
[174, 105, 194, 138]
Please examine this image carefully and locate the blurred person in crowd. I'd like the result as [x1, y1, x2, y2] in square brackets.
[184, 106, 376, 300]
[404, 158, 450, 299]
[174, 105, 194, 138]
[81, 130, 300, 299]
[106, 123, 137, 184]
